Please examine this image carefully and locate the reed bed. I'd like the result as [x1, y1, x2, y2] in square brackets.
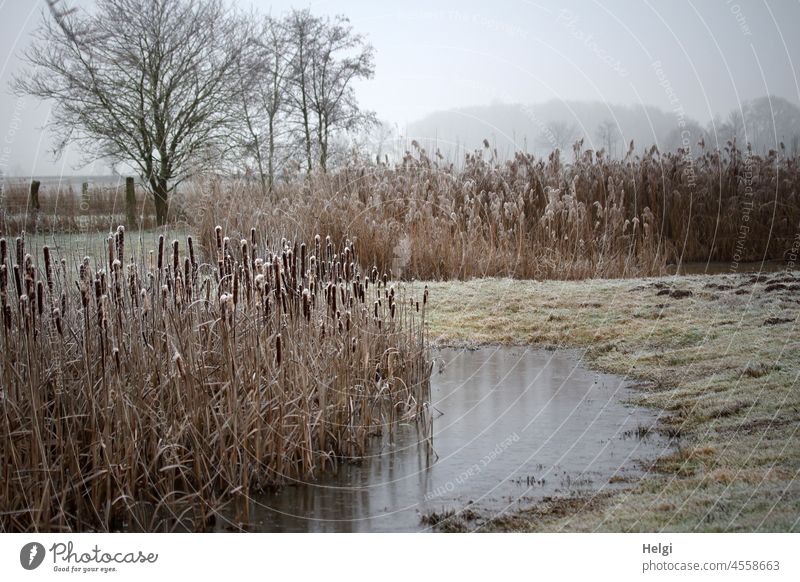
[0, 226, 431, 532]
[193, 142, 799, 280]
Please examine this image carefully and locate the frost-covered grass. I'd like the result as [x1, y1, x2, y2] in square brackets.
[423, 272, 800, 531]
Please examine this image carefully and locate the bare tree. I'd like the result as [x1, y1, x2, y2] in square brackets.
[285, 9, 322, 174]
[741, 95, 800, 154]
[285, 10, 375, 173]
[535, 120, 578, 154]
[14, 0, 243, 225]
[234, 14, 292, 197]
[595, 119, 620, 159]
[306, 14, 375, 172]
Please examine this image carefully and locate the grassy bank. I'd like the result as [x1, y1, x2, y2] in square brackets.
[421, 272, 800, 531]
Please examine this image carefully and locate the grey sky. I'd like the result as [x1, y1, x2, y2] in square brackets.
[1, 0, 799, 175]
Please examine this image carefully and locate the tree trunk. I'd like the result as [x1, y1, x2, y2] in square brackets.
[299, 67, 313, 173]
[125, 177, 137, 229]
[317, 113, 327, 172]
[302, 104, 313, 173]
[268, 111, 276, 200]
[153, 181, 169, 226]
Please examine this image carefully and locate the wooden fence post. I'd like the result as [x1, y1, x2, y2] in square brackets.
[29, 180, 41, 210]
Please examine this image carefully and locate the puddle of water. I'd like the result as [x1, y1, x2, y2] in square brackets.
[228, 347, 673, 532]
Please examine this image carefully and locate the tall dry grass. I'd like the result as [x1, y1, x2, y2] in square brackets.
[0, 226, 431, 532]
[193, 141, 799, 280]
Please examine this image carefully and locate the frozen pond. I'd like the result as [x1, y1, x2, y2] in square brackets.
[225, 347, 674, 532]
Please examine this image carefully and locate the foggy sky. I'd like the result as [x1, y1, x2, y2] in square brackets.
[1, 0, 799, 176]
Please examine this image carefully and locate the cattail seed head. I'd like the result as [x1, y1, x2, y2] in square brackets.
[116, 225, 125, 264]
[43, 246, 54, 292]
[16, 237, 24, 268]
[157, 235, 165, 271]
[172, 240, 179, 274]
[215, 226, 223, 254]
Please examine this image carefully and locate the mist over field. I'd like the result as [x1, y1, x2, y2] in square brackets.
[1, 0, 799, 175]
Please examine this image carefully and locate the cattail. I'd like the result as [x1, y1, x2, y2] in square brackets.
[42, 246, 54, 292]
[0, 238, 7, 265]
[0, 265, 7, 306]
[15, 237, 23, 268]
[157, 235, 164, 272]
[240, 239, 248, 268]
[106, 235, 114, 270]
[172, 240, 179, 275]
[116, 225, 125, 265]
[423, 285, 429, 306]
[276, 333, 282, 366]
[215, 226, 223, 256]
[186, 236, 197, 282]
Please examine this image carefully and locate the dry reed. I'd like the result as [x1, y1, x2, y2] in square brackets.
[0, 225, 431, 532]
[192, 141, 799, 280]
